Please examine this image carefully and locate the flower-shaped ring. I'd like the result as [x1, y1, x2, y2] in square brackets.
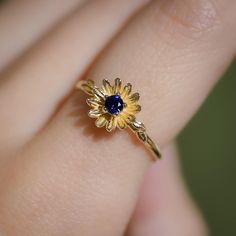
[76, 78, 161, 160]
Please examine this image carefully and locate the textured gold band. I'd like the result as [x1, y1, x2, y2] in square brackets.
[76, 79, 161, 160]
[128, 119, 162, 160]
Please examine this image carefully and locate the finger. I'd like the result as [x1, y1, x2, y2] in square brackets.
[0, 0, 149, 152]
[126, 143, 208, 236]
[0, 0, 86, 71]
[1, 0, 236, 235]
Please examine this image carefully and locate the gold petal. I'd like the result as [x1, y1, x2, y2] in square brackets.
[121, 111, 135, 124]
[93, 87, 106, 100]
[114, 78, 122, 94]
[95, 116, 107, 128]
[88, 109, 101, 118]
[121, 83, 132, 98]
[87, 80, 95, 87]
[106, 116, 116, 132]
[76, 80, 95, 96]
[80, 84, 93, 96]
[130, 104, 141, 113]
[136, 105, 141, 111]
[86, 98, 102, 107]
[117, 117, 127, 130]
[129, 92, 140, 102]
[102, 79, 113, 95]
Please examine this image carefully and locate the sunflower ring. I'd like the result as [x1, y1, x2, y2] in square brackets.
[76, 78, 161, 160]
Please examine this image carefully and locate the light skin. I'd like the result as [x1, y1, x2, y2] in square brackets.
[0, 0, 235, 235]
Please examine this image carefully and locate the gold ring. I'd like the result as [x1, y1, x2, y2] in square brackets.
[76, 78, 161, 160]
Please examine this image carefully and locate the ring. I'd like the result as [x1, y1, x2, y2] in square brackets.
[76, 78, 162, 160]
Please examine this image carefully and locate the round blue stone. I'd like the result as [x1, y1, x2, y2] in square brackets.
[105, 95, 124, 115]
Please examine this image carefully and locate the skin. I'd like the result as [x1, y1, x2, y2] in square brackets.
[0, 0, 235, 235]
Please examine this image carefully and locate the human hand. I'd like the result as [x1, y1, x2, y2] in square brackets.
[0, 0, 235, 235]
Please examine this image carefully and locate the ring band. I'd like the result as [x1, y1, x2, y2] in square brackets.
[76, 78, 161, 160]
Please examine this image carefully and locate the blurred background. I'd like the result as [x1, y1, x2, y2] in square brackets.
[178, 61, 236, 236]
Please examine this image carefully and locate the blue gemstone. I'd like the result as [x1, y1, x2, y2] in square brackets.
[105, 95, 124, 115]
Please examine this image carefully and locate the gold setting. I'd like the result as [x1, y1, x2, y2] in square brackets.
[76, 78, 161, 160]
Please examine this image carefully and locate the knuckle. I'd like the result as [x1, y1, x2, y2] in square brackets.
[159, 0, 221, 38]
